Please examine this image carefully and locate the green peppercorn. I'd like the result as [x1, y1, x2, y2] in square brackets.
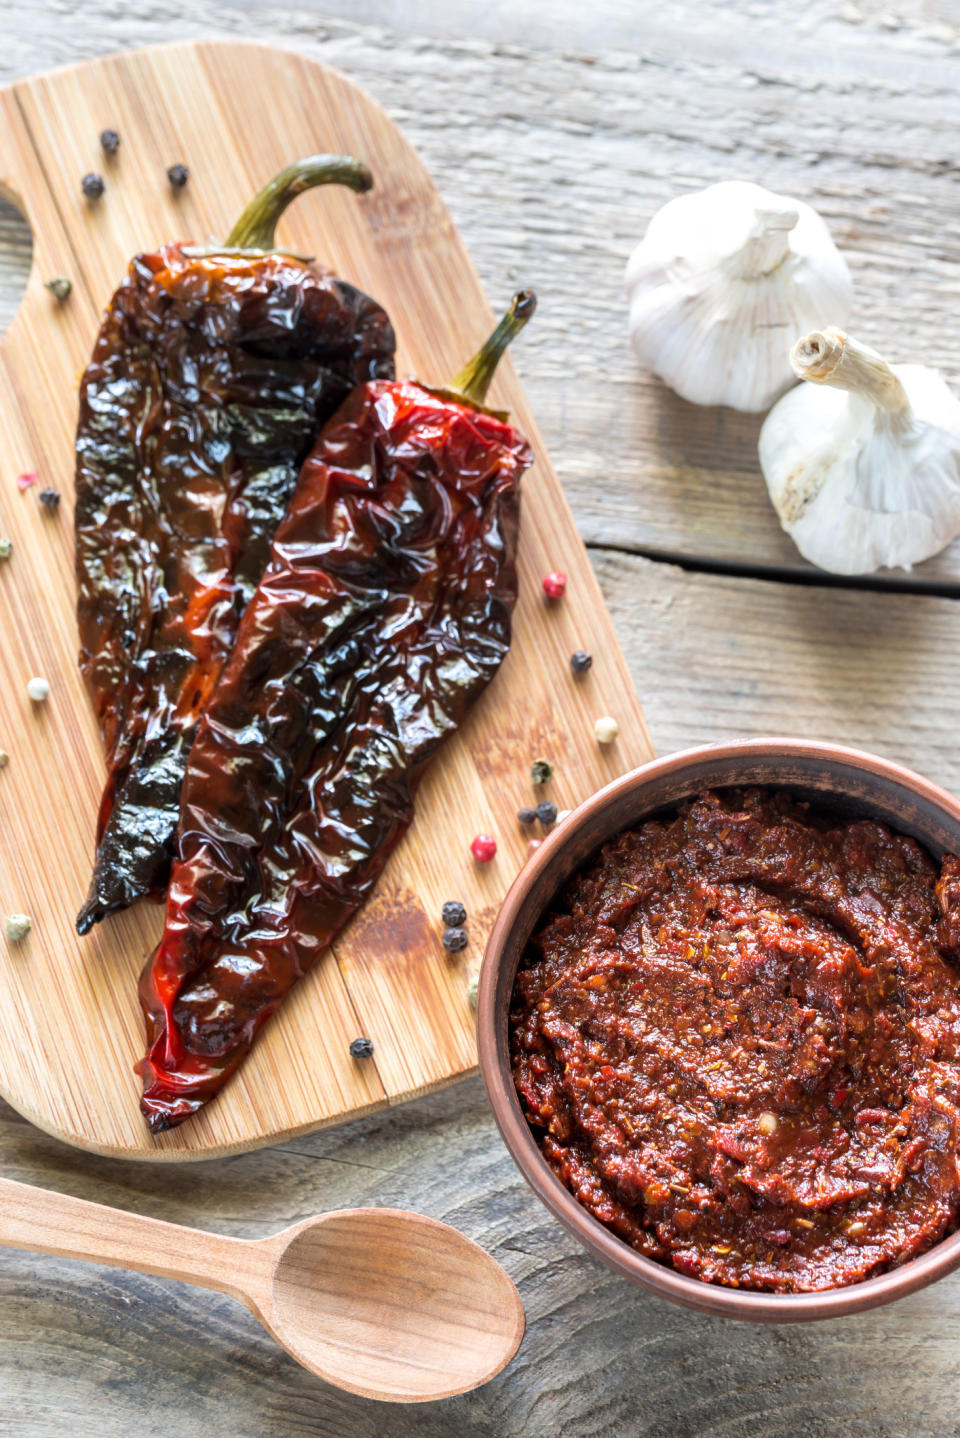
[517, 806, 536, 825]
[530, 758, 553, 785]
[467, 973, 480, 1008]
[536, 800, 558, 826]
[167, 163, 190, 189]
[442, 926, 468, 953]
[5, 913, 31, 942]
[349, 1036, 374, 1059]
[442, 900, 467, 927]
[44, 276, 72, 302]
[82, 172, 105, 200]
[0, 537, 11, 561]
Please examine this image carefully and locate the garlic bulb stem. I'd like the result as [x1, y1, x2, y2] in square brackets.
[791, 329, 912, 423]
[762, 328, 960, 575]
[733, 207, 800, 278]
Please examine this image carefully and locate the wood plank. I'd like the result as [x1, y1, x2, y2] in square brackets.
[593, 549, 960, 796]
[3, 1066, 960, 1438]
[8, 6, 960, 589]
[9, 549, 960, 1436]
[21, 0, 955, 589]
[0, 40, 653, 1161]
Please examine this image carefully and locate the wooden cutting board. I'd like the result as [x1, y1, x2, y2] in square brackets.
[0, 40, 654, 1160]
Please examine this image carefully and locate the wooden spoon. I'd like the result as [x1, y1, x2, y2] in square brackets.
[0, 1175, 525, 1401]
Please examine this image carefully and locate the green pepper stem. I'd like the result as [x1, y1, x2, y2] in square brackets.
[225, 154, 373, 251]
[448, 291, 537, 407]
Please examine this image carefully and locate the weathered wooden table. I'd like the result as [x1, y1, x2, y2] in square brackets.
[2, 3, 960, 1434]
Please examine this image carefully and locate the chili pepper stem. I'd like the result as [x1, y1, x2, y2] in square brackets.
[448, 291, 536, 408]
[225, 154, 374, 251]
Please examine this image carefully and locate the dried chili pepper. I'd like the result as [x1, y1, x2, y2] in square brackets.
[75, 155, 395, 935]
[137, 292, 536, 1130]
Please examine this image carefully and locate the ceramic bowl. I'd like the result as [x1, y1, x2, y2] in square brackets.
[477, 738, 960, 1321]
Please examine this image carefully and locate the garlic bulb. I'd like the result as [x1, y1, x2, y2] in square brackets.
[759, 329, 960, 574]
[625, 181, 852, 412]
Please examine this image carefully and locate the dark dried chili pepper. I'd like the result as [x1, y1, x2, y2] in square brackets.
[137, 291, 536, 1131]
[75, 155, 395, 935]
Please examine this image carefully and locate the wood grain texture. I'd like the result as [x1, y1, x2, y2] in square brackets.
[7, 554, 960, 1438]
[0, 3, 959, 1436]
[0, 40, 653, 1161]
[3, 1066, 960, 1438]
[0, 1176, 524, 1401]
[6, 0, 959, 587]
[594, 551, 960, 798]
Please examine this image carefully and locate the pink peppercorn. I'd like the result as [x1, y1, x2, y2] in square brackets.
[16, 472, 37, 492]
[542, 571, 567, 599]
[470, 833, 497, 863]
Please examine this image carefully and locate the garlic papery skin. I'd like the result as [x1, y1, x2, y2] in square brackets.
[759, 328, 960, 574]
[625, 181, 853, 413]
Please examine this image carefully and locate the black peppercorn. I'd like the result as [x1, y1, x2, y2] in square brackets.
[38, 488, 61, 511]
[442, 926, 468, 953]
[441, 900, 467, 927]
[536, 800, 558, 826]
[349, 1036, 375, 1059]
[100, 129, 120, 156]
[517, 806, 536, 825]
[81, 173, 105, 200]
[167, 163, 190, 189]
[570, 649, 593, 674]
[530, 757, 553, 785]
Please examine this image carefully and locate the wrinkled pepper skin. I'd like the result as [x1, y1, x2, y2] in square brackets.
[75, 245, 395, 934]
[137, 376, 533, 1130]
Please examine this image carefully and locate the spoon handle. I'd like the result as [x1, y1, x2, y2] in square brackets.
[0, 1174, 270, 1304]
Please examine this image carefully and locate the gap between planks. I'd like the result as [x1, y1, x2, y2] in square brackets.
[588, 543, 960, 601]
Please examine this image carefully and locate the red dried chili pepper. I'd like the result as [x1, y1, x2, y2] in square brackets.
[75, 156, 395, 934]
[137, 291, 536, 1131]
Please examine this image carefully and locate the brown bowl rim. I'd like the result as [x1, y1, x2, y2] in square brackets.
[477, 737, 960, 1321]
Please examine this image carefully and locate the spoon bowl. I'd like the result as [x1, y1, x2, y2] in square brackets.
[0, 1177, 524, 1402]
[268, 1208, 524, 1400]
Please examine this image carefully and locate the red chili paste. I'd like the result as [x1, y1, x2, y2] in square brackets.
[510, 788, 960, 1291]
